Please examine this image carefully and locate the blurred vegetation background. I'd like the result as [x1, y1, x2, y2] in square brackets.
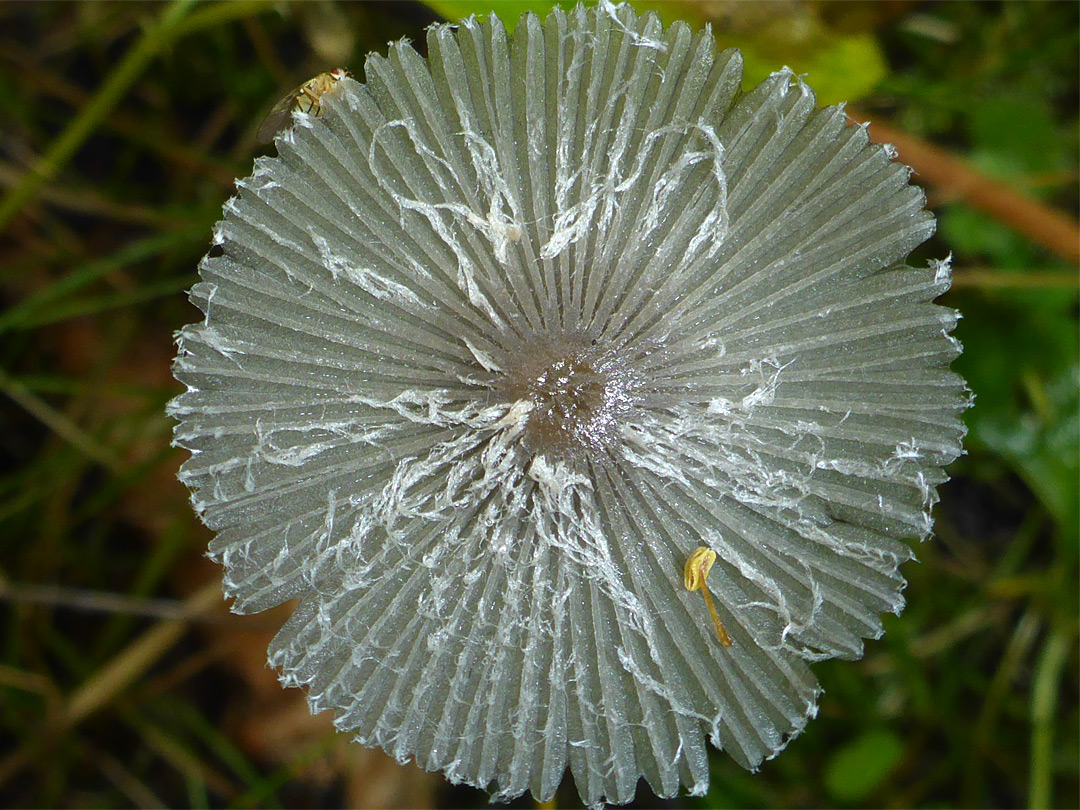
[0, 1, 1076, 808]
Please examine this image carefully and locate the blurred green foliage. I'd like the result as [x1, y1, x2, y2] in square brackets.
[824, 728, 905, 804]
[0, 1, 1076, 809]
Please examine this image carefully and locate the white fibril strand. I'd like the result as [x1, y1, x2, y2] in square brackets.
[542, 119, 729, 272]
[705, 527, 827, 657]
[251, 417, 398, 469]
[619, 372, 925, 656]
[324, 387, 657, 641]
[540, 16, 728, 269]
[303, 389, 695, 745]
[309, 231, 430, 309]
[368, 115, 523, 286]
[367, 119, 491, 308]
[599, 0, 668, 53]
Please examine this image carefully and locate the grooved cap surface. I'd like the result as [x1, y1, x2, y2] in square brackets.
[170, 3, 968, 804]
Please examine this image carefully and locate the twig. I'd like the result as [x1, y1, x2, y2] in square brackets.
[0, 581, 225, 788]
[950, 268, 1077, 289]
[849, 111, 1080, 265]
[0, 367, 123, 473]
[0, 580, 230, 623]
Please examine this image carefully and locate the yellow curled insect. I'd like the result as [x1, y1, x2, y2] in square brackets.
[684, 546, 734, 647]
[257, 68, 349, 143]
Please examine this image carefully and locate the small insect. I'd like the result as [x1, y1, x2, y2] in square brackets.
[257, 68, 349, 143]
[684, 546, 733, 647]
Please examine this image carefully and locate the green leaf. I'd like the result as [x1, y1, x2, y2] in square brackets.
[969, 95, 1067, 175]
[952, 287, 1080, 545]
[978, 364, 1080, 547]
[720, 27, 887, 106]
[803, 33, 888, 105]
[939, 205, 1039, 266]
[421, 0, 577, 31]
[824, 728, 905, 803]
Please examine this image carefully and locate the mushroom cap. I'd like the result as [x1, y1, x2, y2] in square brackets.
[170, 3, 968, 804]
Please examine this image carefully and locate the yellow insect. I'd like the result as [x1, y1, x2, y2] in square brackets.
[684, 547, 733, 647]
[257, 68, 349, 143]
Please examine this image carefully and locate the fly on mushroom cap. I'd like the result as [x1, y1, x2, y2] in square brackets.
[169, 2, 968, 805]
[256, 67, 349, 143]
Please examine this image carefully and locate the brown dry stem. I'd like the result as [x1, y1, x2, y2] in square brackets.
[850, 111, 1080, 265]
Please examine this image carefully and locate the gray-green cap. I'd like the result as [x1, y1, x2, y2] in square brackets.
[169, 2, 969, 804]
